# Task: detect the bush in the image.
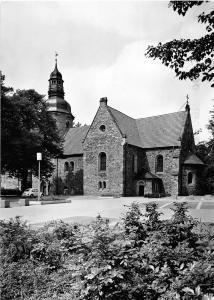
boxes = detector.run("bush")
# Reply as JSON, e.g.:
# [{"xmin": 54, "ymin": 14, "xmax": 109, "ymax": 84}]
[
  {"xmin": 1, "ymin": 188, "xmax": 22, "ymax": 196},
  {"xmin": 1, "ymin": 204, "xmax": 214, "ymax": 299}
]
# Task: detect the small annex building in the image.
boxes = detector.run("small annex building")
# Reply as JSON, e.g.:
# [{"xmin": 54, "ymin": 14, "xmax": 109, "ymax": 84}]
[{"xmin": 46, "ymin": 61, "xmax": 204, "ymax": 197}]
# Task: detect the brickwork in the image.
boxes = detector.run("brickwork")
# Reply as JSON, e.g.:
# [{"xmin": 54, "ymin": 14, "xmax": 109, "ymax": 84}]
[
  {"xmin": 83, "ymin": 99, "xmax": 124, "ymax": 196},
  {"xmin": 145, "ymin": 148, "xmax": 180, "ymax": 195}
]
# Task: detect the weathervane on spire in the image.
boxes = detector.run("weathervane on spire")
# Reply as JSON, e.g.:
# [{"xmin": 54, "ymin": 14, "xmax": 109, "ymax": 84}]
[
  {"xmin": 55, "ymin": 51, "xmax": 58, "ymax": 64},
  {"xmin": 186, "ymin": 94, "xmax": 189, "ymax": 104},
  {"xmin": 185, "ymin": 94, "xmax": 190, "ymax": 112}
]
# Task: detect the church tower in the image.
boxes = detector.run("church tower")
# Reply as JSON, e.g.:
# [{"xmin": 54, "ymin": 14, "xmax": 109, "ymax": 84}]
[{"xmin": 47, "ymin": 55, "xmax": 74, "ymax": 136}]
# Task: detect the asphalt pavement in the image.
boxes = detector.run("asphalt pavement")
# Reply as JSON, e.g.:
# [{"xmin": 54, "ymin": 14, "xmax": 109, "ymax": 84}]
[{"xmin": 0, "ymin": 195, "xmax": 214, "ymax": 225}]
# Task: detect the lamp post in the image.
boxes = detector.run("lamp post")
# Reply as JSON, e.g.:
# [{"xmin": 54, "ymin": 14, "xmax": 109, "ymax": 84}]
[{"xmin": 37, "ymin": 153, "xmax": 42, "ymax": 201}]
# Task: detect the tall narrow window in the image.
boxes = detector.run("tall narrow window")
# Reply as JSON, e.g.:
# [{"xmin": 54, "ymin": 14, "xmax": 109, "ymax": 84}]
[
  {"xmin": 134, "ymin": 155, "xmax": 137, "ymax": 173},
  {"xmin": 98, "ymin": 181, "xmax": 102, "ymax": 189},
  {"xmin": 99, "ymin": 152, "xmax": 106, "ymax": 171},
  {"xmin": 64, "ymin": 162, "xmax": 69, "ymax": 172},
  {"xmin": 103, "ymin": 181, "xmax": 106, "ymax": 189},
  {"xmin": 188, "ymin": 172, "xmax": 193, "ymax": 184},
  {"xmin": 70, "ymin": 161, "xmax": 74, "ymax": 172},
  {"xmin": 132, "ymin": 154, "xmax": 138, "ymax": 173},
  {"xmin": 156, "ymin": 155, "xmax": 163, "ymax": 173}
]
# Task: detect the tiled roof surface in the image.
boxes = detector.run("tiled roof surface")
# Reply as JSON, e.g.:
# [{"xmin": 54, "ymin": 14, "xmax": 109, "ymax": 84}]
[
  {"xmin": 108, "ymin": 106, "xmax": 142, "ymax": 147},
  {"xmin": 184, "ymin": 153, "xmax": 204, "ymax": 165},
  {"xmin": 63, "ymin": 126, "xmax": 89, "ymax": 155},
  {"xmin": 136, "ymin": 111, "xmax": 187, "ymax": 148},
  {"xmin": 109, "ymin": 107, "xmax": 187, "ymax": 148}
]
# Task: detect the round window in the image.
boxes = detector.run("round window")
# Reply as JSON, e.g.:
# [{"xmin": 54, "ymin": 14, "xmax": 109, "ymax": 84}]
[{"xmin": 99, "ymin": 125, "xmax": 106, "ymax": 132}]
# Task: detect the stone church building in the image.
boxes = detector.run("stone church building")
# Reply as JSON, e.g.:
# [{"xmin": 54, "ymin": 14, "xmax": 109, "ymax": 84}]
[{"xmin": 46, "ymin": 61, "xmax": 204, "ymax": 197}]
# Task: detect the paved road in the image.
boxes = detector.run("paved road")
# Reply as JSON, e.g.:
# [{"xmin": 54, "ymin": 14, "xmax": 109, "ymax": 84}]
[{"xmin": 0, "ymin": 195, "xmax": 214, "ymax": 225}]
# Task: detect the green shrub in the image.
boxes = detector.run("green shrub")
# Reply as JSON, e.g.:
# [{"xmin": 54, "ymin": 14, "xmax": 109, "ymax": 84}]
[
  {"xmin": 1, "ymin": 203, "xmax": 214, "ymax": 299},
  {"xmin": 0, "ymin": 216, "xmax": 34, "ymax": 263}
]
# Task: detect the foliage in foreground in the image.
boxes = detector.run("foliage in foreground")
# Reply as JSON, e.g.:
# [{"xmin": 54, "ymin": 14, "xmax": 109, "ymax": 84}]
[{"xmin": 1, "ymin": 203, "xmax": 214, "ymax": 299}]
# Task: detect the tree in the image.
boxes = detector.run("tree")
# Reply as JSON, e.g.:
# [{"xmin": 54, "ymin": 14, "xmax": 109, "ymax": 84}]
[
  {"xmin": 146, "ymin": 1, "xmax": 214, "ymax": 87},
  {"xmin": 1, "ymin": 78, "xmax": 63, "ymax": 190},
  {"xmin": 73, "ymin": 121, "xmax": 82, "ymax": 127},
  {"xmin": 73, "ymin": 121, "xmax": 88, "ymax": 127}
]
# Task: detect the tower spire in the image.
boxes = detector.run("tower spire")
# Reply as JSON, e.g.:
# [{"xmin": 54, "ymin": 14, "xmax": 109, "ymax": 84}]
[
  {"xmin": 48, "ymin": 53, "xmax": 64, "ymax": 99},
  {"xmin": 185, "ymin": 94, "xmax": 190, "ymax": 112},
  {"xmin": 47, "ymin": 56, "xmax": 75, "ymax": 135}
]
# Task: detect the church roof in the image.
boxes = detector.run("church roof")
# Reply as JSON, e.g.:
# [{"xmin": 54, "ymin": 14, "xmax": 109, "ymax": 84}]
[
  {"xmin": 183, "ymin": 153, "xmax": 204, "ymax": 165},
  {"xmin": 63, "ymin": 126, "xmax": 89, "ymax": 155},
  {"xmin": 136, "ymin": 111, "xmax": 187, "ymax": 148},
  {"xmin": 47, "ymin": 97, "xmax": 71, "ymax": 114},
  {"xmin": 135, "ymin": 169, "xmax": 161, "ymax": 180},
  {"xmin": 108, "ymin": 107, "xmax": 142, "ymax": 147},
  {"xmin": 109, "ymin": 107, "xmax": 187, "ymax": 148},
  {"xmin": 144, "ymin": 171, "xmax": 161, "ymax": 180},
  {"xmin": 63, "ymin": 106, "xmax": 188, "ymax": 155},
  {"xmin": 50, "ymin": 62, "xmax": 62, "ymax": 79}
]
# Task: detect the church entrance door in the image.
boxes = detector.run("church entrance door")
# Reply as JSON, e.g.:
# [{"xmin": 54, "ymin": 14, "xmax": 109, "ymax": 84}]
[{"xmin": 139, "ymin": 185, "xmax": 144, "ymax": 196}]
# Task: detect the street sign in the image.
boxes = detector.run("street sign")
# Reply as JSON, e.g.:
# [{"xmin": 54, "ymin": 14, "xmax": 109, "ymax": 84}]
[{"xmin": 37, "ymin": 153, "xmax": 42, "ymax": 161}]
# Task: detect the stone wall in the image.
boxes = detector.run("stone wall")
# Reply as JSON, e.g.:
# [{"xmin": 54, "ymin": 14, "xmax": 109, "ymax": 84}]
[
  {"xmin": 145, "ymin": 148, "xmax": 180, "ymax": 195},
  {"xmin": 181, "ymin": 165, "xmax": 202, "ymax": 195},
  {"xmin": 144, "ymin": 181, "xmax": 152, "ymax": 195},
  {"xmin": 83, "ymin": 99, "xmax": 124, "ymax": 196},
  {"xmin": 51, "ymin": 155, "xmax": 83, "ymax": 195}
]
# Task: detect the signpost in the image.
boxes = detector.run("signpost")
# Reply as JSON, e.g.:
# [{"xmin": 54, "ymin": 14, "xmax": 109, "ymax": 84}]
[{"xmin": 37, "ymin": 153, "xmax": 42, "ymax": 201}]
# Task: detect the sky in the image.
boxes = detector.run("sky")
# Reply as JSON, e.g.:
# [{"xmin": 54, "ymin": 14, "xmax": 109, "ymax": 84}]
[{"xmin": 1, "ymin": 0, "xmax": 213, "ymax": 143}]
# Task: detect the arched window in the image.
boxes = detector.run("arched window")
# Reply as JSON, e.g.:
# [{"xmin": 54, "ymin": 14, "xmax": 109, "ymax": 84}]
[
  {"xmin": 99, "ymin": 152, "xmax": 106, "ymax": 171},
  {"xmin": 64, "ymin": 162, "xmax": 69, "ymax": 172},
  {"xmin": 66, "ymin": 121, "xmax": 70, "ymax": 128},
  {"xmin": 103, "ymin": 181, "xmax": 106, "ymax": 189},
  {"xmin": 70, "ymin": 161, "xmax": 74, "ymax": 172},
  {"xmin": 156, "ymin": 155, "xmax": 163, "ymax": 173},
  {"xmin": 98, "ymin": 181, "xmax": 102, "ymax": 189},
  {"xmin": 188, "ymin": 172, "xmax": 193, "ymax": 184}
]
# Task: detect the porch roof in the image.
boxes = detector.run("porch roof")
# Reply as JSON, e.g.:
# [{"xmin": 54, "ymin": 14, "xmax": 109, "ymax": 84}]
[
  {"xmin": 135, "ymin": 170, "xmax": 161, "ymax": 180},
  {"xmin": 183, "ymin": 153, "xmax": 204, "ymax": 165}
]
